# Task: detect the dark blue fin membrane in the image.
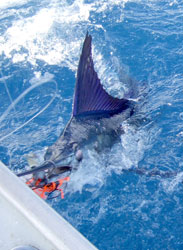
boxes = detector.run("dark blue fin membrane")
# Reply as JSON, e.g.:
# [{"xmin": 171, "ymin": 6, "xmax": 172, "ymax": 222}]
[{"xmin": 73, "ymin": 33, "xmax": 130, "ymax": 117}]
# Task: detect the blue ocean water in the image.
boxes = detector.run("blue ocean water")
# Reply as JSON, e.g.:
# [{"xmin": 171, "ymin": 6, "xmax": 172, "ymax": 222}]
[{"xmin": 0, "ymin": 0, "xmax": 183, "ymax": 249}]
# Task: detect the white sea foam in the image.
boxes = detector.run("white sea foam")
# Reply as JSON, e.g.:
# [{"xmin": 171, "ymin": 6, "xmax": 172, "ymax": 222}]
[
  {"xmin": 66, "ymin": 149, "xmax": 106, "ymax": 194},
  {"xmin": 0, "ymin": 0, "xmax": 30, "ymax": 9},
  {"xmin": 0, "ymin": 0, "xmax": 131, "ymax": 70},
  {"xmin": 162, "ymin": 172, "xmax": 183, "ymax": 193}
]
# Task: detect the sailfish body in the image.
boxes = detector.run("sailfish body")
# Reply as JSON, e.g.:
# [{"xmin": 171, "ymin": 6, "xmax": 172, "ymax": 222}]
[
  {"xmin": 18, "ymin": 33, "xmax": 135, "ymax": 178},
  {"xmin": 44, "ymin": 33, "xmax": 134, "ymax": 168}
]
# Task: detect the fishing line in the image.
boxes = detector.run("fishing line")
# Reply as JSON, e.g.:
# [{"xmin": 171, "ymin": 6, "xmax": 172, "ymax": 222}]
[
  {"xmin": 0, "ymin": 69, "xmax": 18, "ymax": 120},
  {"xmin": 0, "ymin": 79, "xmax": 58, "ymax": 142}
]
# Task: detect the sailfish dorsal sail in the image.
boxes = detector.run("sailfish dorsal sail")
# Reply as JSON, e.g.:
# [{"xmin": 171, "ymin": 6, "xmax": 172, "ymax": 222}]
[{"xmin": 73, "ymin": 33, "xmax": 130, "ymax": 117}]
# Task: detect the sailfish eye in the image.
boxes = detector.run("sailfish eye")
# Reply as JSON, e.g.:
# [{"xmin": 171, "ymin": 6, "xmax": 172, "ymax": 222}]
[{"xmin": 75, "ymin": 150, "xmax": 83, "ymax": 162}]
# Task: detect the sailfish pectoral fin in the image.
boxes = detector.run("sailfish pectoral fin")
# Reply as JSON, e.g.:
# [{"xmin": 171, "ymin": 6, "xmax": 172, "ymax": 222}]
[{"xmin": 73, "ymin": 32, "xmax": 131, "ymax": 118}]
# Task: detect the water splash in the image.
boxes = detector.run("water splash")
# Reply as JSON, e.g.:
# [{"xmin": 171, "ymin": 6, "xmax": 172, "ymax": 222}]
[{"xmin": 0, "ymin": 0, "xmax": 132, "ymax": 69}]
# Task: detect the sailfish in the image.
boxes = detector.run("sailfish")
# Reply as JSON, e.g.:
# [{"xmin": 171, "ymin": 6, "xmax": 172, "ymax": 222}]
[{"xmin": 18, "ymin": 33, "xmax": 135, "ymax": 179}]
